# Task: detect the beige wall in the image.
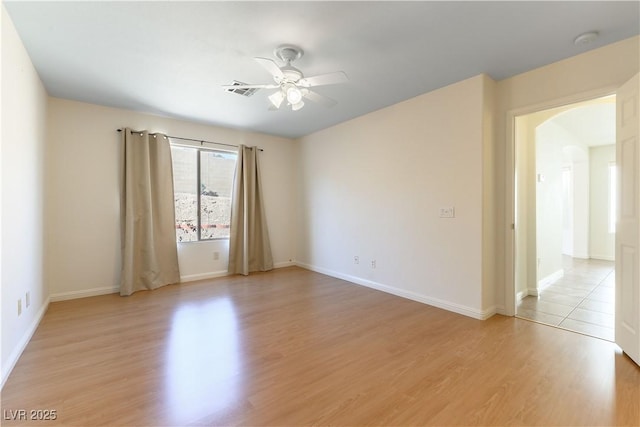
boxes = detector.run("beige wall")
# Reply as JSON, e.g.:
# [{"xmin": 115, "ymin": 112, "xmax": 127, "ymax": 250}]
[
  {"xmin": 296, "ymin": 74, "xmax": 495, "ymax": 319},
  {"xmin": 482, "ymin": 75, "xmax": 498, "ymax": 310},
  {"xmin": 45, "ymin": 98, "xmax": 297, "ymax": 299},
  {"xmin": 1, "ymin": 6, "xmax": 49, "ymax": 387},
  {"xmin": 296, "ymin": 35, "xmax": 640, "ymax": 318}
]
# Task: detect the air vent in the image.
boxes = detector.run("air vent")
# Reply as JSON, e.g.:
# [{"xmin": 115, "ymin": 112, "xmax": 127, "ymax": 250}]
[{"xmin": 224, "ymin": 81, "xmax": 259, "ymax": 97}]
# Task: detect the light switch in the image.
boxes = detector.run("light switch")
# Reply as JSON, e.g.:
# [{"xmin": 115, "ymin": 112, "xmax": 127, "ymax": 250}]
[{"xmin": 439, "ymin": 207, "xmax": 455, "ymax": 218}]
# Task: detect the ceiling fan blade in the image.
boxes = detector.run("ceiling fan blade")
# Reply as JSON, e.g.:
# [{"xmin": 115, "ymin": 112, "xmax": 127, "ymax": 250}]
[
  {"xmin": 302, "ymin": 89, "xmax": 337, "ymax": 108},
  {"xmin": 222, "ymin": 84, "xmax": 279, "ymax": 90},
  {"xmin": 298, "ymin": 71, "xmax": 348, "ymax": 88},
  {"xmin": 291, "ymin": 100, "xmax": 305, "ymax": 111},
  {"xmin": 268, "ymin": 91, "xmax": 285, "ymax": 110},
  {"xmin": 254, "ymin": 57, "xmax": 284, "ymax": 79}
]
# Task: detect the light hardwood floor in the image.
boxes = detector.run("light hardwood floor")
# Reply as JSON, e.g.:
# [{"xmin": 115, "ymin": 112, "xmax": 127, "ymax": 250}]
[{"xmin": 2, "ymin": 267, "xmax": 639, "ymax": 426}]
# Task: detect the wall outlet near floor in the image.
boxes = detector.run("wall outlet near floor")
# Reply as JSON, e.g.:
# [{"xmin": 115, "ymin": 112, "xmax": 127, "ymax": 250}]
[
  {"xmin": 17, "ymin": 299, "xmax": 22, "ymax": 316},
  {"xmin": 354, "ymin": 256, "xmax": 359, "ymax": 264},
  {"xmin": 213, "ymin": 251, "xmax": 220, "ymax": 261},
  {"xmin": 371, "ymin": 260, "xmax": 377, "ymax": 269},
  {"xmin": 439, "ymin": 207, "xmax": 455, "ymax": 218},
  {"xmin": 25, "ymin": 291, "xmax": 31, "ymax": 308}
]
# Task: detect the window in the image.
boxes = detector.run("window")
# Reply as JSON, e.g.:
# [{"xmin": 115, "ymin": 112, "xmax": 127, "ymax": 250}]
[
  {"xmin": 171, "ymin": 145, "xmax": 237, "ymax": 242},
  {"xmin": 609, "ymin": 162, "xmax": 616, "ymax": 234}
]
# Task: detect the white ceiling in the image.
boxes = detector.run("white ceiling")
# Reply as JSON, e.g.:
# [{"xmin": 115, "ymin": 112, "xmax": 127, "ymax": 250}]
[
  {"xmin": 551, "ymin": 101, "xmax": 617, "ymax": 147},
  {"xmin": 4, "ymin": 1, "xmax": 639, "ymax": 139}
]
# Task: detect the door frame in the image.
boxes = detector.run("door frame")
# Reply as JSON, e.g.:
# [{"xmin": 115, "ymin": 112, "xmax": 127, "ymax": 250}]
[{"xmin": 504, "ymin": 85, "xmax": 618, "ymax": 316}]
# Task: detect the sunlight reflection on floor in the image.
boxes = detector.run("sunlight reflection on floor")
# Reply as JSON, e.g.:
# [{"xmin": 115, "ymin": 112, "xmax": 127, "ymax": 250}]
[{"xmin": 164, "ymin": 297, "xmax": 243, "ymax": 424}]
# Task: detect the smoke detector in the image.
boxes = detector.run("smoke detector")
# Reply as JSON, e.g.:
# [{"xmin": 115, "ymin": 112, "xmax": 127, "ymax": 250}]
[{"xmin": 574, "ymin": 31, "xmax": 599, "ymax": 45}]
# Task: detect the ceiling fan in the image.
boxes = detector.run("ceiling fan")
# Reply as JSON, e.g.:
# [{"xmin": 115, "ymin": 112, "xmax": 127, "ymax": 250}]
[{"xmin": 223, "ymin": 45, "xmax": 348, "ymax": 111}]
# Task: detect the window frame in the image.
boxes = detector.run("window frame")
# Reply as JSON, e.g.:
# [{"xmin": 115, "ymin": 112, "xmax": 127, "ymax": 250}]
[{"xmin": 170, "ymin": 142, "xmax": 237, "ymax": 242}]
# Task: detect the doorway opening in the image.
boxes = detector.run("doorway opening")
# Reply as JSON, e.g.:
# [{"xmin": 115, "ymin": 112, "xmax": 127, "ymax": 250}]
[{"xmin": 514, "ymin": 95, "xmax": 616, "ymax": 341}]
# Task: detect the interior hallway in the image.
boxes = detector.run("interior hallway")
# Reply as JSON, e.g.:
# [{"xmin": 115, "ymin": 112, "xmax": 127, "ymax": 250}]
[{"xmin": 517, "ymin": 257, "xmax": 615, "ymax": 341}]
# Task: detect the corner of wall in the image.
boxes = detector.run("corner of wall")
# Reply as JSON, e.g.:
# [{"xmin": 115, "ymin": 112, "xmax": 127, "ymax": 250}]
[
  {"xmin": 1, "ymin": 4, "xmax": 50, "ymax": 388},
  {"xmin": 481, "ymin": 74, "xmax": 500, "ymax": 314}
]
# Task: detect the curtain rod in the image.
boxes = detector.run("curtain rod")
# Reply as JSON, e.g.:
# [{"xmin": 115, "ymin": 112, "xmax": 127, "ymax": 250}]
[{"xmin": 116, "ymin": 129, "xmax": 263, "ymax": 151}]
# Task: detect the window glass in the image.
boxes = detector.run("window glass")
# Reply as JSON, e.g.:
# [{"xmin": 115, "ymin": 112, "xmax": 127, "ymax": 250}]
[
  {"xmin": 200, "ymin": 150, "xmax": 236, "ymax": 239},
  {"xmin": 171, "ymin": 145, "xmax": 237, "ymax": 242},
  {"xmin": 172, "ymin": 146, "xmax": 198, "ymax": 242}
]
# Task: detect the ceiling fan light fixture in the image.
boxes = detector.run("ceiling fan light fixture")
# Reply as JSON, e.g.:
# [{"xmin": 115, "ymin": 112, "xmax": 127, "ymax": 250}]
[
  {"xmin": 228, "ymin": 44, "xmax": 347, "ymax": 112},
  {"xmin": 268, "ymin": 91, "xmax": 284, "ymax": 109},
  {"xmin": 285, "ymin": 85, "xmax": 303, "ymax": 105}
]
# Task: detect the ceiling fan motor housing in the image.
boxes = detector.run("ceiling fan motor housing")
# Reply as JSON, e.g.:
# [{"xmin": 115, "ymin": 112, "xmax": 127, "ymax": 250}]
[
  {"xmin": 281, "ymin": 66, "xmax": 303, "ymax": 83},
  {"xmin": 271, "ymin": 45, "xmax": 304, "ymax": 85},
  {"xmin": 275, "ymin": 45, "xmax": 304, "ymax": 64}
]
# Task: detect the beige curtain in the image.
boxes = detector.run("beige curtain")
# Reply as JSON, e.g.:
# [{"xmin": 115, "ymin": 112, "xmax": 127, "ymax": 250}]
[
  {"xmin": 228, "ymin": 145, "xmax": 274, "ymax": 275},
  {"xmin": 120, "ymin": 128, "xmax": 180, "ymax": 296}
]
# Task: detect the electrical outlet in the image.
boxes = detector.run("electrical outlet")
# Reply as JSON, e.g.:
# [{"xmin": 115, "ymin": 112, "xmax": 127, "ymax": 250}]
[
  {"xmin": 354, "ymin": 256, "xmax": 359, "ymax": 264},
  {"xmin": 18, "ymin": 299, "xmax": 22, "ymax": 316},
  {"xmin": 26, "ymin": 291, "xmax": 30, "ymax": 308},
  {"xmin": 371, "ymin": 260, "xmax": 376, "ymax": 269},
  {"xmin": 213, "ymin": 251, "xmax": 220, "ymax": 261}
]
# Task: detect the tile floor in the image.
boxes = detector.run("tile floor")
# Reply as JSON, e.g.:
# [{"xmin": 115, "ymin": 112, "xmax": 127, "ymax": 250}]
[{"xmin": 517, "ymin": 256, "xmax": 615, "ymax": 341}]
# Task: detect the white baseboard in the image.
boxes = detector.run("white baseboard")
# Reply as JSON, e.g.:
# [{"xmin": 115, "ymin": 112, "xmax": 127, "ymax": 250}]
[
  {"xmin": 50, "ymin": 286, "xmax": 119, "ymax": 302},
  {"xmin": 295, "ymin": 262, "xmax": 494, "ymax": 320},
  {"xmin": 571, "ymin": 253, "xmax": 590, "ymax": 260},
  {"xmin": 274, "ymin": 261, "xmax": 296, "ymax": 268},
  {"xmin": 494, "ymin": 305, "xmax": 508, "ymax": 316},
  {"xmin": 180, "ymin": 270, "xmax": 230, "ymax": 283},
  {"xmin": 590, "ymin": 255, "xmax": 615, "ymax": 261},
  {"xmin": 516, "ymin": 290, "xmax": 528, "ymax": 301},
  {"xmin": 51, "ymin": 261, "xmax": 297, "ymax": 299},
  {"xmin": 537, "ymin": 269, "xmax": 564, "ymax": 294},
  {"xmin": 1, "ymin": 297, "xmax": 50, "ymax": 390},
  {"xmin": 180, "ymin": 262, "xmax": 296, "ymax": 283}
]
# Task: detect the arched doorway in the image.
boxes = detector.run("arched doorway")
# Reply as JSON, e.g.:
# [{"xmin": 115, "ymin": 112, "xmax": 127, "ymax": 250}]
[{"xmin": 514, "ymin": 96, "xmax": 616, "ymax": 341}]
